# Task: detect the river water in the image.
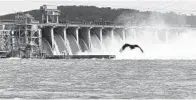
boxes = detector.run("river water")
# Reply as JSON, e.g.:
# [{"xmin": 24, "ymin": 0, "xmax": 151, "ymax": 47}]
[{"xmin": 0, "ymin": 59, "xmax": 196, "ymax": 99}]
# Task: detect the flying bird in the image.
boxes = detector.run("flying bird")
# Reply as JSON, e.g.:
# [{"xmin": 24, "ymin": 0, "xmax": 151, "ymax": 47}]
[{"xmin": 119, "ymin": 43, "xmax": 144, "ymax": 53}]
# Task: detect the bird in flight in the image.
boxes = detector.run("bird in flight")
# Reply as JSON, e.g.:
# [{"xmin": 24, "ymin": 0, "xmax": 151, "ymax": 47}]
[{"xmin": 119, "ymin": 43, "xmax": 144, "ymax": 53}]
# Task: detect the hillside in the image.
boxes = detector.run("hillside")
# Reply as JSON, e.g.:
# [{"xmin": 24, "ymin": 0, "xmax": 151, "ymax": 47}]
[{"xmin": 0, "ymin": 5, "xmax": 196, "ymax": 26}]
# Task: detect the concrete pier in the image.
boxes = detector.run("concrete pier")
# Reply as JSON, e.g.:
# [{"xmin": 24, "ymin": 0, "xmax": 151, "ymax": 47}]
[{"xmin": 50, "ymin": 27, "xmax": 55, "ymax": 52}]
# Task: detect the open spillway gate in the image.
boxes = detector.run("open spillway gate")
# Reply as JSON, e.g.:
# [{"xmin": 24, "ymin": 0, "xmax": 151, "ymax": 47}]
[
  {"xmin": 0, "ymin": 5, "xmax": 196, "ymax": 58},
  {"xmin": 41, "ymin": 24, "xmax": 126, "ymax": 55}
]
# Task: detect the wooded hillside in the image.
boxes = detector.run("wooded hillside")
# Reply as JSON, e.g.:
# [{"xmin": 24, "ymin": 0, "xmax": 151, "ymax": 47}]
[{"xmin": 0, "ymin": 5, "xmax": 196, "ymax": 26}]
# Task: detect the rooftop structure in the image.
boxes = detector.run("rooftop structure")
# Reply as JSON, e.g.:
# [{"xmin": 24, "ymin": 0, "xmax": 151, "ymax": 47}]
[{"xmin": 40, "ymin": 5, "xmax": 60, "ymax": 23}]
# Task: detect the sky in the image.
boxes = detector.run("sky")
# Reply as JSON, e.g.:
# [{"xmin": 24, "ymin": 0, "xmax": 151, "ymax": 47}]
[{"xmin": 0, "ymin": 0, "xmax": 196, "ymax": 15}]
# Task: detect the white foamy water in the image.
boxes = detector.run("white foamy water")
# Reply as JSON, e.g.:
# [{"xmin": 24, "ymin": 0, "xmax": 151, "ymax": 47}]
[{"xmin": 77, "ymin": 26, "xmax": 196, "ymax": 60}]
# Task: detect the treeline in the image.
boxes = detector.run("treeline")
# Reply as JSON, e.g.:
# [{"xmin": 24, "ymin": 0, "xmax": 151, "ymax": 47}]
[{"xmin": 1, "ymin": 5, "xmax": 196, "ymax": 26}]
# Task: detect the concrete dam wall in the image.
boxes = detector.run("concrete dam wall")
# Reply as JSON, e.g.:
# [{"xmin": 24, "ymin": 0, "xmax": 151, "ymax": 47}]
[{"xmin": 41, "ymin": 26, "xmax": 126, "ymax": 55}]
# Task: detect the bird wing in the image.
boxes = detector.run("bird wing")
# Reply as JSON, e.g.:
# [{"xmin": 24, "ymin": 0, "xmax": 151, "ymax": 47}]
[
  {"xmin": 135, "ymin": 45, "xmax": 144, "ymax": 53},
  {"xmin": 119, "ymin": 44, "xmax": 130, "ymax": 52}
]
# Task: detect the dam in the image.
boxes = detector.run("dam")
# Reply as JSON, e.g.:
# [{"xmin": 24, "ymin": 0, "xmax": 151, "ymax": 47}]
[{"xmin": 0, "ymin": 5, "xmax": 195, "ymax": 58}]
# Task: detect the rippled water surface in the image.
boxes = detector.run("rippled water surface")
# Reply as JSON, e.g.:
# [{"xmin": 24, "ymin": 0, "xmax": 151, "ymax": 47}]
[{"xmin": 0, "ymin": 59, "xmax": 196, "ymax": 99}]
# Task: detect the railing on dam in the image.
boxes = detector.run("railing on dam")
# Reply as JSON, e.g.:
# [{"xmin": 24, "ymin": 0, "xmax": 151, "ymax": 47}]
[
  {"xmin": 38, "ymin": 21, "xmax": 125, "ymax": 28},
  {"xmin": 39, "ymin": 21, "xmax": 196, "ymax": 29},
  {"xmin": 1, "ymin": 19, "xmax": 196, "ymax": 29},
  {"xmin": 59, "ymin": 21, "xmax": 124, "ymax": 26}
]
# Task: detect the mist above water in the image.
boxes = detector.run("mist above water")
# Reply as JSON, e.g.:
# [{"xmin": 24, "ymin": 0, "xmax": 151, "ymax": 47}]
[
  {"xmin": 78, "ymin": 25, "xmax": 196, "ymax": 60},
  {"xmin": 86, "ymin": 28, "xmax": 196, "ymax": 59},
  {"xmin": 117, "ymin": 28, "xmax": 196, "ymax": 59}
]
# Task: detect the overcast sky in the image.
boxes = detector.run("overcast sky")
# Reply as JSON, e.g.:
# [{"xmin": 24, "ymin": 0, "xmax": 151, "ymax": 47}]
[{"xmin": 0, "ymin": 0, "xmax": 196, "ymax": 15}]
